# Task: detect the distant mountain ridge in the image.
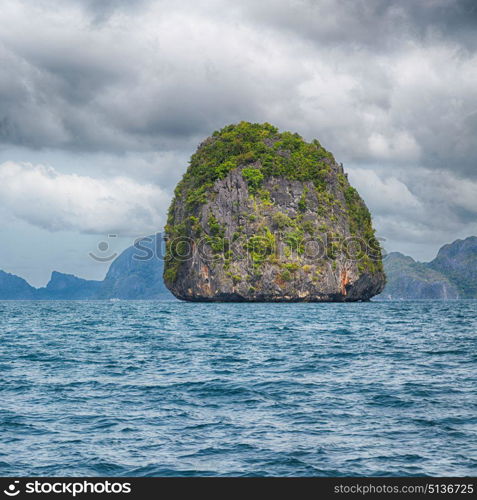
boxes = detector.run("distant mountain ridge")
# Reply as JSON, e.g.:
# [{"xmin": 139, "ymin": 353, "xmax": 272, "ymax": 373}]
[
  {"xmin": 0, "ymin": 270, "xmax": 37, "ymax": 299},
  {"xmin": 428, "ymin": 236, "xmax": 477, "ymax": 298},
  {"xmin": 0, "ymin": 234, "xmax": 174, "ymax": 300},
  {"xmin": 377, "ymin": 252, "xmax": 459, "ymax": 300},
  {"xmin": 378, "ymin": 236, "xmax": 477, "ymax": 300},
  {"xmin": 36, "ymin": 271, "xmax": 103, "ymax": 300},
  {"xmin": 98, "ymin": 236, "xmax": 170, "ymax": 299}
]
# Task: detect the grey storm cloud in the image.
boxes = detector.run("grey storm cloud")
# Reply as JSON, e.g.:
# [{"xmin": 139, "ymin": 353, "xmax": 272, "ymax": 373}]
[
  {"xmin": 0, "ymin": 0, "xmax": 476, "ymax": 258},
  {"xmin": 241, "ymin": 0, "xmax": 477, "ymax": 51},
  {"xmin": 0, "ymin": 0, "xmax": 475, "ymax": 170}
]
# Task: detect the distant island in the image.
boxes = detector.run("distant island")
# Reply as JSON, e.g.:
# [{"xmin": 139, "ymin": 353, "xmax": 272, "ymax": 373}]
[
  {"xmin": 376, "ymin": 236, "xmax": 477, "ymax": 300},
  {"xmin": 0, "ymin": 234, "xmax": 173, "ymax": 300},
  {"xmin": 164, "ymin": 122, "xmax": 385, "ymax": 302}
]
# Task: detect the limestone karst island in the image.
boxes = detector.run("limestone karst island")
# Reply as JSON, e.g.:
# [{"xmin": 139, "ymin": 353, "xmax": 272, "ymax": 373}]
[{"xmin": 164, "ymin": 122, "xmax": 385, "ymax": 302}]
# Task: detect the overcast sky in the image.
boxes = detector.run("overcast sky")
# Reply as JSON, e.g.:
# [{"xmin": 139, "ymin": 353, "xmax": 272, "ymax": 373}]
[{"xmin": 1, "ymin": 0, "xmax": 476, "ymax": 286}]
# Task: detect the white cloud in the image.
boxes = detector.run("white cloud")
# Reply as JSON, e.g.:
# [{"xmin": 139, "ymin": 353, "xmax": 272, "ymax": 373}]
[
  {"xmin": 0, "ymin": 161, "xmax": 169, "ymax": 236},
  {"xmin": 367, "ymin": 131, "xmax": 420, "ymax": 162},
  {"xmin": 347, "ymin": 168, "xmax": 422, "ymax": 214}
]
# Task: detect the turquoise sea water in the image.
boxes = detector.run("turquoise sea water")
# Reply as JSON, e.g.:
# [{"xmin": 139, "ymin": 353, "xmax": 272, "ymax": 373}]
[{"xmin": 0, "ymin": 300, "xmax": 476, "ymax": 477}]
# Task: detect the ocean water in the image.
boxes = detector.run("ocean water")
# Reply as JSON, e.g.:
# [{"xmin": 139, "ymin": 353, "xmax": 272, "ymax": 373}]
[{"xmin": 0, "ymin": 300, "xmax": 475, "ymax": 477}]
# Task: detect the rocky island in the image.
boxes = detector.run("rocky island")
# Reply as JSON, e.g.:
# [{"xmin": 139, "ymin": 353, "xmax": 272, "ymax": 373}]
[
  {"xmin": 164, "ymin": 122, "xmax": 385, "ymax": 301},
  {"xmin": 377, "ymin": 236, "xmax": 477, "ymax": 300}
]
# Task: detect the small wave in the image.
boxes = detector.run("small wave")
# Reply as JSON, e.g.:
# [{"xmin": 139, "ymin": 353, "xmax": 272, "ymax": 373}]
[{"xmin": 369, "ymin": 394, "xmax": 414, "ymax": 408}]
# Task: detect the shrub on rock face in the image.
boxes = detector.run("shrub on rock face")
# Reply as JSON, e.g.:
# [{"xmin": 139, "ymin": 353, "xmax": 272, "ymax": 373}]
[{"xmin": 164, "ymin": 121, "xmax": 385, "ymax": 302}]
